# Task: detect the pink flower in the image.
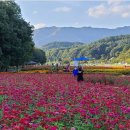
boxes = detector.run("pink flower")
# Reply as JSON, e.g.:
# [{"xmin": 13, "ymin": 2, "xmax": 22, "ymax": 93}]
[
  {"xmin": 118, "ymin": 124, "xmax": 125, "ymax": 129},
  {"xmin": 71, "ymin": 127, "xmax": 76, "ymax": 130},
  {"xmin": 50, "ymin": 126, "xmax": 58, "ymax": 130}
]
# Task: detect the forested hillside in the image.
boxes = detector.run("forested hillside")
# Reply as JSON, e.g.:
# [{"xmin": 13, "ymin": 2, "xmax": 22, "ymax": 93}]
[
  {"xmin": 45, "ymin": 35, "xmax": 130, "ymax": 63},
  {"xmin": 43, "ymin": 41, "xmax": 84, "ymax": 50}
]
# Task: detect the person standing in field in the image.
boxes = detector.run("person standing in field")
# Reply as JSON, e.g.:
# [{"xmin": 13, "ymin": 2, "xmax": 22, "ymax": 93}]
[
  {"xmin": 51, "ymin": 63, "xmax": 55, "ymax": 72},
  {"xmin": 77, "ymin": 66, "xmax": 84, "ymax": 82},
  {"xmin": 73, "ymin": 67, "xmax": 78, "ymax": 77},
  {"xmin": 55, "ymin": 63, "xmax": 59, "ymax": 72},
  {"xmin": 66, "ymin": 63, "xmax": 70, "ymax": 72}
]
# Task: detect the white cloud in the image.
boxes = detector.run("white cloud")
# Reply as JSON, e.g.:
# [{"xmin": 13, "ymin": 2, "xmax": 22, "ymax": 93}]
[
  {"xmin": 107, "ymin": 0, "xmax": 123, "ymax": 5},
  {"xmin": 87, "ymin": 1, "xmax": 130, "ymax": 18},
  {"xmin": 88, "ymin": 4, "xmax": 108, "ymax": 18},
  {"xmin": 122, "ymin": 12, "xmax": 129, "ymax": 18},
  {"xmin": 110, "ymin": 5, "xmax": 122, "ymax": 13},
  {"xmin": 54, "ymin": 6, "xmax": 72, "ymax": 12},
  {"xmin": 110, "ymin": 5, "xmax": 130, "ymax": 18},
  {"xmin": 34, "ymin": 23, "xmax": 46, "ymax": 29}
]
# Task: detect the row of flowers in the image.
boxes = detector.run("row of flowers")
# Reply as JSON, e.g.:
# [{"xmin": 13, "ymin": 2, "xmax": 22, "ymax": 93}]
[
  {"xmin": 21, "ymin": 68, "xmax": 130, "ymax": 75},
  {"xmin": 22, "ymin": 65, "xmax": 130, "ymax": 70},
  {"xmin": 0, "ymin": 73, "xmax": 130, "ymax": 129}
]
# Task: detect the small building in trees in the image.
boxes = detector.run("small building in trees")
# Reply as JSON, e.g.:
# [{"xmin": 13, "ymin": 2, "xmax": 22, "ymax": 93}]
[{"xmin": 25, "ymin": 61, "xmax": 37, "ymax": 65}]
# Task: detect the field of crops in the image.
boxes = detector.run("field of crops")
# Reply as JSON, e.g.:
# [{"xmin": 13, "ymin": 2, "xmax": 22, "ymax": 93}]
[
  {"xmin": 20, "ymin": 65, "xmax": 130, "ymax": 75},
  {"xmin": 0, "ymin": 73, "xmax": 130, "ymax": 130}
]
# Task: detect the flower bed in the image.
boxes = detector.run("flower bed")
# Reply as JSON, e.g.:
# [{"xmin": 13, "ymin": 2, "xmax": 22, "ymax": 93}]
[
  {"xmin": 20, "ymin": 65, "xmax": 130, "ymax": 75},
  {"xmin": 0, "ymin": 73, "xmax": 130, "ymax": 129}
]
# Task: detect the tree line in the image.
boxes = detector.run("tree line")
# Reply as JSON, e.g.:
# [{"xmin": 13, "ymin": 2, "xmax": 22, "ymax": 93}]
[{"xmin": 45, "ymin": 35, "xmax": 130, "ymax": 63}]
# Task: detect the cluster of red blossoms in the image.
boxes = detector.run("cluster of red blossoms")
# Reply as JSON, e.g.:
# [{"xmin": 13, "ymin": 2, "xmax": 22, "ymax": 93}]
[{"xmin": 0, "ymin": 73, "xmax": 130, "ymax": 130}]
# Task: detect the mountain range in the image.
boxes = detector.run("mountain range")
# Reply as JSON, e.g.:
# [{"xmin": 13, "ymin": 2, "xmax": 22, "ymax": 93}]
[{"xmin": 33, "ymin": 26, "xmax": 130, "ymax": 47}]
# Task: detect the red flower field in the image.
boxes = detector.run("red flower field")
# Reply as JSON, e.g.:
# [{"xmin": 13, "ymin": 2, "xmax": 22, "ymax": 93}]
[{"xmin": 0, "ymin": 73, "xmax": 130, "ymax": 130}]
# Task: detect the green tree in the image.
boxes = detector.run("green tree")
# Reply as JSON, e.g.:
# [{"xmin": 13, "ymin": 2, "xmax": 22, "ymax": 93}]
[
  {"xmin": 31, "ymin": 48, "xmax": 46, "ymax": 64},
  {"xmin": 0, "ymin": 1, "xmax": 34, "ymax": 71}
]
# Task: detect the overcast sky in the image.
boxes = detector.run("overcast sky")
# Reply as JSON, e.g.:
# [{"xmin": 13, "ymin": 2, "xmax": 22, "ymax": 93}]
[{"xmin": 15, "ymin": 0, "xmax": 130, "ymax": 29}]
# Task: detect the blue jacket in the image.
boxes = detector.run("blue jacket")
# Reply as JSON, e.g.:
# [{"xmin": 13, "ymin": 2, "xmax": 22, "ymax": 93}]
[{"xmin": 73, "ymin": 69, "xmax": 78, "ymax": 76}]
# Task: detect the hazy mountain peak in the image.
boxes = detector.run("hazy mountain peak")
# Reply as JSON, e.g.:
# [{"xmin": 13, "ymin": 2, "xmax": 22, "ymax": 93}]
[{"xmin": 33, "ymin": 26, "xmax": 130, "ymax": 47}]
